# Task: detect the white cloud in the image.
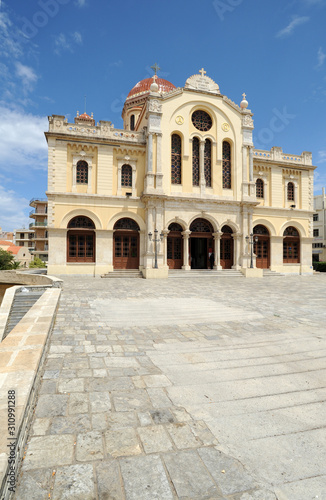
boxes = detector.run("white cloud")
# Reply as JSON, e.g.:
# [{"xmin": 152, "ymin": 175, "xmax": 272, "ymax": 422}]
[
  {"xmin": 0, "ymin": 106, "xmax": 48, "ymax": 173},
  {"xmin": 276, "ymin": 16, "xmax": 309, "ymax": 38},
  {"xmin": 54, "ymin": 32, "xmax": 83, "ymax": 55},
  {"xmin": 317, "ymin": 151, "xmax": 326, "ymax": 163},
  {"xmin": 0, "ymin": 185, "xmax": 30, "ymax": 232},
  {"xmin": 75, "ymin": 0, "xmax": 87, "ymax": 6},
  {"xmin": 73, "ymin": 31, "xmax": 83, "ymax": 44},
  {"xmin": 316, "ymin": 47, "xmax": 326, "ymax": 68},
  {"xmin": 0, "ymin": 11, "xmax": 22, "ymax": 59},
  {"xmin": 15, "ymin": 62, "xmax": 38, "ymax": 93}
]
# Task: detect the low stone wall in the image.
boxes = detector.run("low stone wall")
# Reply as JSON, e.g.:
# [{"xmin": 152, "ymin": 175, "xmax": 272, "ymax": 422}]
[
  {"xmin": 0, "ymin": 271, "xmax": 62, "ymax": 287},
  {"xmin": 0, "ymin": 288, "xmax": 61, "ymax": 499}
]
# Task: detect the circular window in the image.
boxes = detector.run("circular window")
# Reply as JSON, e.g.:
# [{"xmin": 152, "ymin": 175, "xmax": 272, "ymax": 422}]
[{"xmin": 192, "ymin": 110, "xmax": 212, "ymax": 131}]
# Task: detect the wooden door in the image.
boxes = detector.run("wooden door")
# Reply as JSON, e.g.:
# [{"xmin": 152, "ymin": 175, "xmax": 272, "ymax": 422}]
[
  {"xmin": 167, "ymin": 236, "xmax": 183, "ymax": 269},
  {"xmin": 254, "ymin": 238, "xmax": 270, "ymax": 268},
  {"xmin": 114, "ymin": 232, "xmax": 139, "ymax": 269},
  {"xmin": 220, "ymin": 235, "xmax": 233, "ymax": 269}
]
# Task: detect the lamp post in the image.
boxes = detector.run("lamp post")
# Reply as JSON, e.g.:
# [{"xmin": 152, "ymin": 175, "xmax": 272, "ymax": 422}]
[
  {"xmin": 245, "ymin": 233, "xmax": 259, "ymax": 269},
  {"xmin": 148, "ymin": 229, "xmax": 163, "ymax": 269}
]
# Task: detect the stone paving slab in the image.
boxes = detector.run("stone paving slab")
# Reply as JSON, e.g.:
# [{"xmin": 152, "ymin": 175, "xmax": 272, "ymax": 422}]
[{"xmin": 11, "ymin": 274, "xmax": 326, "ymax": 499}]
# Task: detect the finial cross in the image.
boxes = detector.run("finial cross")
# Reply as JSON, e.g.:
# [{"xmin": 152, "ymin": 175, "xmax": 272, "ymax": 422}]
[
  {"xmin": 199, "ymin": 68, "xmax": 206, "ymax": 77},
  {"xmin": 151, "ymin": 63, "xmax": 161, "ymax": 76},
  {"xmin": 242, "ymin": 92, "xmax": 247, "ymax": 100}
]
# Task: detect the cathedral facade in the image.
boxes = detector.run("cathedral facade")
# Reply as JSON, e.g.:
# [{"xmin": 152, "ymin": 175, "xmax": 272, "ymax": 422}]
[{"xmin": 46, "ymin": 69, "xmax": 315, "ymax": 277}]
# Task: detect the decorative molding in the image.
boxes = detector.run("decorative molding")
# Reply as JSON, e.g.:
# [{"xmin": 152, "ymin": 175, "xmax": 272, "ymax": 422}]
[
  {"xmin": 185, "ymin": 73, "xmax": 220, "ymax": 94},
  {"xmin": 242, "ymin": 115, "xmax": 254, "ymax": 129},
  {"xmin": 148, "ymin": 99, "xmax": 162, "ymax": 113},
  {"xmin": 222, "ymin": 96, "xmax": 241, "ymax": 112}
]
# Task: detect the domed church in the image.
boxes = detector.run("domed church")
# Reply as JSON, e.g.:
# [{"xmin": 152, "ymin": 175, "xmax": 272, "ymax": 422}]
[{"xmin": 46, "ymin": 67, "xmax": 315, "ymax": 277}]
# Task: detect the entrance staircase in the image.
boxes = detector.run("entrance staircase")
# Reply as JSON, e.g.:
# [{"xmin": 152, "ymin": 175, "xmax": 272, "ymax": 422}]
[
  {"xmin": 3, "ymin": 288, "xmax": 45, "ymax": 340},
  {"xmin": 101, "ymin": 270, "xmax": 143, "ymax": 279},
  {"xmin": 168, "ymin": 269, "xmax": 244, "ymax": 278}
]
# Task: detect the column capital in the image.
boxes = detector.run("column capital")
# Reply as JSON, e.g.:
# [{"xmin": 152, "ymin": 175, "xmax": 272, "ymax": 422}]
[
  {"xmin": 182, "ymin": 230, "xmax": 191, "ymax": 238},
  {"xmin": 212, "ymin": 231, "xmax": 221, "ymax": 240}
]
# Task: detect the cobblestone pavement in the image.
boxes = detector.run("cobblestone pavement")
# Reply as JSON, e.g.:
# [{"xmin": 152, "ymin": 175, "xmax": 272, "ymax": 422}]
[{"xmin": 14, "ymin": 274, "xmax": 326, "ymax": 500}]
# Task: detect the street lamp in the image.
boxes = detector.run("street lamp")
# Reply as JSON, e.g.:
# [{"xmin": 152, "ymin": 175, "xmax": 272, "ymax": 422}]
[
  {"xmin": 245, "ymin": 233, "xmax": 259, "ymax": 269},
  {"xmin": 148, "ymin": 229, "xmax": 164, "ymax": 269}
]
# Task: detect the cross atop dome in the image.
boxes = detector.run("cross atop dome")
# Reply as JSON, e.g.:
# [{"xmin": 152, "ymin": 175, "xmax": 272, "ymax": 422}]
[
  {"xmin": 199, "ymin": 68, "xmax": 207, "ymax": 77},
  {"xmin": 151, "ymin": 63, "xmax": 161, "ymax": 76}
]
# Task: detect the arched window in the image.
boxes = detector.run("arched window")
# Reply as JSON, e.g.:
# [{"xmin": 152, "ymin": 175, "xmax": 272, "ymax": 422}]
[
  {"xmin": 171, "ymin": 134, "xmax": 182, "ymax": 184},
  {"xmin": 204, "ymin": 139, "xmax": 212, "ymax": 187},
  {"xmin": 283, "ymin": 226, "xmax": 300, "ymax": 263},
  {"xmin": 130, "ymin": 114, "xmax": 135, "ymax": 131},
  {"xmin": 190, "ymin": 218, "xmax": 213, "ymax": 233},
  {"xmin": 121, "ymin": 164, "xmax": 132, "ymax": 187},
  {"xmin": 168, "ymin": 223, "xmax": 183, "ymax": 232},
  {"xmin": 287, "ymin": 182, "xmax": 294, "ymax": 201},
  {"xmin": 256, "ymin": 178, "xmax": 264, "ymax": 198},
  {"xmin": 222, "ymin": 142, "xmax": 231, "ymax": 189},
  {"xmin": 67, "ymin": 216, "xmax": 95, "ymax": 262},
  {"xmin": 68, "ymin": 216, "xmax": 95, "ymax": 229},
  {"xmin": 76, "ymin": 161, "xmax": 88, "ymax": 184},
  {"xmin": 114, "ymin": 218, "xmax": 140, "ymax": 231},
  {"xmin": 192, "ymin": 137, "xmax": 200, "ymax": 186}
]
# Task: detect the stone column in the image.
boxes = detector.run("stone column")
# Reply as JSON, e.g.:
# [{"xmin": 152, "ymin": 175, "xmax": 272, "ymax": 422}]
[
  {"xmin": 200, "ymin": 140, "xmax": 205, "ymax": 194},
  {"xmin": 156, "ymin": 133, "xmax": 163, "ymax": 190},
  {"xmin": 182, "ymin": 230, "xmax": 191, "ymax": 270},
  {"xmin": 145, "ymin": 133, "xmax": 154, "ymax": 190},
  {"xmin": 72, "ymin": 160, "xmax": 77, "ymax": 192},
  {"xmin": 132, "ymin": 165, "xmax": 136, "ymax": 197},
  {"xmin": 213, "ymin": 232, "xmax": 222, "ymax": 270},
  {"xmin": 162, "ymin": 229, "xmax": 169, "ymax": 268},
  {"xmin": 87, "ymin": 165, "xmax": 93, "ymax": 194},
  {"xmin": 232, "ymin": 233, "xmax": 241, "ymax": 270},
  {"xmin": 249, "ymin": 147, "xmax": 254, "ymax": 182},
  {"xmin": 117, "ymin": 165, "xmax": 122, "ymax": 195},
  {"xmin": 242, "ymin": 146, "xmax": 248, "ymax": 183}
]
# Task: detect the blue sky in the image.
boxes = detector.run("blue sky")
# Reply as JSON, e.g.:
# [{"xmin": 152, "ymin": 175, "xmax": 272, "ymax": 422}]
[{"xmin": 0, "ymin": 0, "xmax": 325, "ymax": 231}]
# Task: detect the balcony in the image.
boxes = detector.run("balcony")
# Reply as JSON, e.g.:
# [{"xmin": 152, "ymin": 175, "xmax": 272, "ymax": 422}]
[
  {"xmin": 29, "ymin": 221, "xmax": 47, "ymax": 228},
  {"xmin": 30, "ymin": 210, "xmax": 48, "ymax": 217}
]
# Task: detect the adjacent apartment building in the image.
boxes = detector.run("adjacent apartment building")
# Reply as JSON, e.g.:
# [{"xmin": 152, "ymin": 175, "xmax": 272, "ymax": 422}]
[
  {"xmin": 313, "ymin": 187, "xmax": 326, "ymax": 262},
  {"xmin": 29, "ymin": 198, "xmax": 48, "ymax": 262},
  {"xmin": 45, "ymin": 68, "xmax": 315, "ymax": 276}
]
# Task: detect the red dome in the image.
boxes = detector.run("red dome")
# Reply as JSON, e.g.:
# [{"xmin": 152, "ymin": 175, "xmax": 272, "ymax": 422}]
[{"xmin": 127, "ymin": 77, "xmax": 176, "ymax": 99}]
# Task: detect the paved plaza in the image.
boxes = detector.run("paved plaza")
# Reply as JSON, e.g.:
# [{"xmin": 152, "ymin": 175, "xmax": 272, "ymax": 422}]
[{"xmin": 14, "ymin": 274, "xmax": 326, "ymax": 500}]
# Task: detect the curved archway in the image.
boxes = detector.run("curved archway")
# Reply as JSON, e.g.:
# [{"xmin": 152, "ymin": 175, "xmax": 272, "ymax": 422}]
[
  {"xmin": 167, "ymin": 223, "xmax": 183, "ymax": 269},
  {"xmin": 220, "ymin": 225, "xmax": 234, "ymax": 269},
  {"xmin": 189, "ymin": 218, "xmax": 214, "ymax": 269},
  {"xmin": 67, "ymin": 216, "xmax": 95, "ymax": 263},
  {"xmin": 113, "ymin": 217, "xmax": 140, "ymax": 269},
  {"xmin": 253, "ymin": 224, "xmax": 270, "ymax": 269}
]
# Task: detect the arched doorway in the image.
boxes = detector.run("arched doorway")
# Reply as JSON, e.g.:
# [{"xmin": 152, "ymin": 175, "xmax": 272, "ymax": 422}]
[
  {"xmin": 189, "ymin": 218, "xmax": 213, "ymax": 269},
  {"xmin": 67, "ymin": 216, "xmax": 95, "ymax": 262},
  {"xmin": 254, "ymin": 225, "xmax": 270, "ymax": 269},
  {"xmin": 283, "ymin": 226, "xmax": 300, "ymax": 263},
  {"xmin": 167, "ymin": 223, "xmax": 183, "ymax": 269},
  {"xmin": 113, "ymin": 218, "xmax": 140, "ymax": 269},
  {"xmin": 220, "ymin": 225, "xmax": 234, "ymax": 269}
]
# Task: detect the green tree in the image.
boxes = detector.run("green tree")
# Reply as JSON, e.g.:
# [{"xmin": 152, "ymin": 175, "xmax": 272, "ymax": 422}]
[
  {"xmin": 0, "ymin": 248, "xmax": 20, "ymax": 270},
  {"xmin": 29, "ymin": 257, "xmax": 46, "ymax": 268}
]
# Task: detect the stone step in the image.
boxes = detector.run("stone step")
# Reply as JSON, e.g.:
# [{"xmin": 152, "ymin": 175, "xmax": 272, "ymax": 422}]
[
  {"xmin": 169, "ymin": 270, "xmax": 244, "ymax": 278},
  {"xmin": 263, "ymin": 270, "xmax": 285, "ymax": 277},
  {"xmin": 101, "ymin": 270, "xmax": 143, "ymax": 279},
  {"xmin": 3, "ymin": 291, "xmax": 44, "ymax": 339}
]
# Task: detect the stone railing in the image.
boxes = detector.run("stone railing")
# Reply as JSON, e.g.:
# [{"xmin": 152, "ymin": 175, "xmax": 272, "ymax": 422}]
[
  {"xmin": 48, "ymin": 115, "xmax": 146, "ymax": 144},
  {"xmin": 253, "ymin": 147, "xmax": 312, "ymax": 166}
]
